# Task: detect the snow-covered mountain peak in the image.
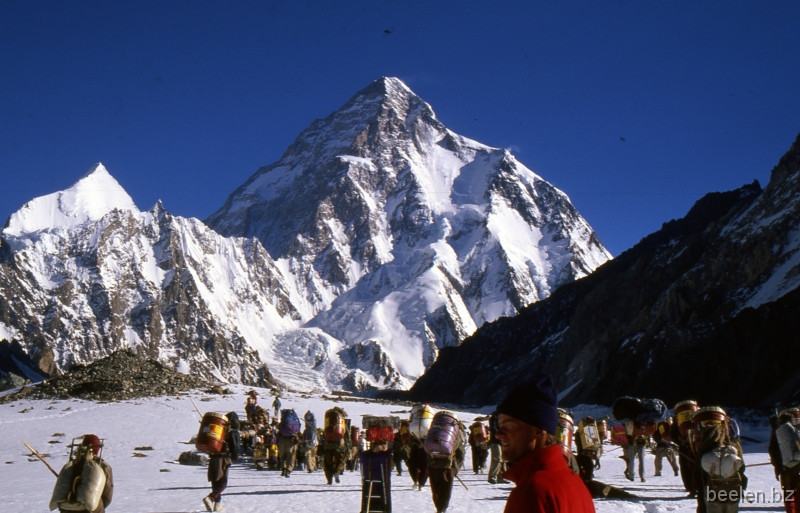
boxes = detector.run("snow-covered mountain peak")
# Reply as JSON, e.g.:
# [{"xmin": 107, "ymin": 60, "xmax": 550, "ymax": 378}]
[
  {"xmin": 354, "ymin": 76, "xmax": 420, "ymax": 106},
  {"xmin": 3, "ymin": 162, "xmax": 139, "ymax": 238},
  {"xmin": 205, "ymin": 77, "xmax": 612, "ymax": 391}
]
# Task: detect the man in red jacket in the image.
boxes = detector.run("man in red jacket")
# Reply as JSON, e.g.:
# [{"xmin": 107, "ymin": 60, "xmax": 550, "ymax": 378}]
[{"xmin": 495, "ymin": 374, "xmax": 595, "ymax": 513}]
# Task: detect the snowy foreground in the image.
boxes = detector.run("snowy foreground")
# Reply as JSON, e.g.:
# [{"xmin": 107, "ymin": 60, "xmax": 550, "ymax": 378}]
[{"xmin": 0, "ymin": 386, "xmax": 780, "ymax": 513}]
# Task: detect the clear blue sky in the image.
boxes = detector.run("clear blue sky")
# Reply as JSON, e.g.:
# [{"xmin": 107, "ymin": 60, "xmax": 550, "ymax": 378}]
[{"xmin": 1, "ymin": 1, "xmax": 798, "ymax": 256}]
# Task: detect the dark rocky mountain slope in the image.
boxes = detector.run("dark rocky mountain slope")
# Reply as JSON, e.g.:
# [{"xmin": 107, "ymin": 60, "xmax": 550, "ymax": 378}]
[{"xmin": 403, "ymin": 132, "xmax": 800, "ymax": 408}]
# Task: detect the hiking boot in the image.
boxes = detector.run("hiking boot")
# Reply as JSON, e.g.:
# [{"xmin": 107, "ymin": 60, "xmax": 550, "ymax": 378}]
[
  {"xmin": 674, "ymin": 470, "xmax": 679, "ymax": 476},
  {"xmin": 285, "ymin": 471, "xmax": 291, "ymax": 478},
  {"xmin": 640, "ymin": 477, "xmax": 646, "ymax": 483},
  {"xmin": 335, "ymin": 474, "xmax": 340, "ymax": 483},
  {"xmin": 214, "ymin": 503, "xmax": 226, "ymax": 512},
  {"xmin": 654, "ymin": 472, "xmax": 661, "ymax": 476},
  {"xmin": 497, "ymin": 478, "xmax": 510, "ymax": 484},
  {"xmin": 487, "ymin": 478, "xmax": 497, "ymax": 484},
  {"xmin": 202, "ymin": 496, "xmax": 214, "ymax": 512},
  {"xmin": 327, "ymin": 479, "xmax": 332, "ymax": 485}
]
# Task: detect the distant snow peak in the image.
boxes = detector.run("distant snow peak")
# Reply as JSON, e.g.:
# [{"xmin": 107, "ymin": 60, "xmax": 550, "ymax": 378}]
[{"xmin": 3, "ymin": 162, "xmax": 139, "ymax": 238}]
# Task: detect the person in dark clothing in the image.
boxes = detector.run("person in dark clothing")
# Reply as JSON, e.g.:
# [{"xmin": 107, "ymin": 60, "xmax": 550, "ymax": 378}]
[
  {"xmin": 393, "ymin": 430, "xmax": 410, "ymax": 476},
  {"xmin": 204, "ymin": 412, "xmax": 241, "ymax": 512},
  {"xmin": 272, "ymin": 396, "xmax": 282, "ymax": 418},
  {"xmin": 671, "ymin": 418, "xmax": 699, "ymax": 497},
  {"xmin": 468, "ymin": 421, "xmax": 489, "ymax": 474},
  {"xmin": 322, "ymin": 436, "xmax": 349, "ymax": 484},
  {"xmin": 768, "ymin": 414, "xmax": 783, "ymax": 482},
  {"xmin": 244, "ymin": 391, "xmax": 258, "ymax": 423},
  {"xmin": 407, "ymin": 434, "xmax": 429, "ymax": 490},
  {"xmin": 427, "ymin": 428, "xmax": 465, "ymax": 513},
  {"xmin": 359, "ymin": 440, "xmax": 393, "ymax": 513},
  {"xmin": 56, "ymin": 434, "xmax": 114, "ymax": 513}
]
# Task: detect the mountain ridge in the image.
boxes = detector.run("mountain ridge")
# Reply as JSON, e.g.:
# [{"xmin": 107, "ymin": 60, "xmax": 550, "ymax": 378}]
[
  {"xmin": 399, "ymin": 131, "xmax": 800, "ymax": 407},
  {"xmin": 0, "ymin": 78, "xmax": 612, "ymax": 392}
]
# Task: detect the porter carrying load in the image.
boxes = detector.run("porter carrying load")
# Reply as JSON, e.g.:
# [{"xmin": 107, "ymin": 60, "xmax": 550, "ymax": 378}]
[{"xmin": 49, "ymin": 435, "xmax": 113, "ymax": 512}]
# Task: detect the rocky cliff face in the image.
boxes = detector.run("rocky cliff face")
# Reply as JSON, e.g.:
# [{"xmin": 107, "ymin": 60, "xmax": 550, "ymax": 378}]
[
  {"xmin": 0, "ymin": 78, "xmax": 611, "ymax": 392},
  {"xmin": 404, "ymin": 132, "xmax": 800, "ymax": 408}
]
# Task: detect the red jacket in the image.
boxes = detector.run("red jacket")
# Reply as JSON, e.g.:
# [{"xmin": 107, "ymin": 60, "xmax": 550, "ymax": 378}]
[{"xmin": 503, "ymin": 444, "xmax": 595, "ymax": 513}]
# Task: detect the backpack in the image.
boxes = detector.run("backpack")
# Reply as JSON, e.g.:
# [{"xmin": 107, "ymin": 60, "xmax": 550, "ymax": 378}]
[
  {"xmin": 303, "ymin": 411, "xmax": 317, "ymax": 442},
  {"xmin": 324, "ymin": 408, "xmax": 347, "ymax": 442},
  {"xmin": 363, "ymin": 415, "xmax": 399, "ymax": 443},
  {"xmin": 701, "ymin": 445, "xmax": 743, "ymax": 479},
  {"xmin": 409, "ymin": 404, "xmax": 435, "ymax": 438},
  {"xmin": 279, "ymin": 409, "xmax": 301, "ymax": 437},
  {"xmin": 777, "ymin": 423, "xmax": 800, "ymax": 468},
  {"xmin": 49, "ymin": 448, "xmax": 107, "ymax": 512},
  {"xmin": 610, "ymin": 425, "xmax": 628, "ymax": 446},
  {"xmin": 424, "ymin": 411, "xmax": 460, "ymax": 459},
  {"xmin": 470, "ymin": 422, "xmax": 488, "ymax": 445},
  {"xmin": 579, "ymin": 419, "xmax": 600, "ymax": 450}
]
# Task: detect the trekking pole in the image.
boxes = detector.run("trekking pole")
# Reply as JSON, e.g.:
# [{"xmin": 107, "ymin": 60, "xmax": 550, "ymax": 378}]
[
  {"xmin": 22, "ymin": 441, "xmax": 59, "ymax": 478},
  {"xmin": 455, "ymin": 473, "xmax": 469, "ymax": 490},
  {"xmin": 189, "ymin": 397, "xmax": 203, "ymax": 420},
  {"xmin": 744, "ymin": 461, "xmax": 774, "ymax": 467}
]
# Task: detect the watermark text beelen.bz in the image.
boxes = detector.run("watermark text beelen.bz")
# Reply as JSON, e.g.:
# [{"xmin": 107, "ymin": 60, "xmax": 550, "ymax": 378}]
[{"xmin": 706, "ymin": 487, "xmax": 795, "ymax": 503}]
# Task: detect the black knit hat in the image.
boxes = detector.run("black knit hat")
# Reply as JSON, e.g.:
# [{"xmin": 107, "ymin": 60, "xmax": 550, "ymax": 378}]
[{"xmin": 496, "ymin": 374, "xmax": 558, "ymax": 433}]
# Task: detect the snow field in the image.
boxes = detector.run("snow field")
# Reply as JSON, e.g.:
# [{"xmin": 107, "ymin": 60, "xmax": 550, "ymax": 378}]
[{"xmin": 0, "ymin": 386, "xmax": 779, "ymax": 512}]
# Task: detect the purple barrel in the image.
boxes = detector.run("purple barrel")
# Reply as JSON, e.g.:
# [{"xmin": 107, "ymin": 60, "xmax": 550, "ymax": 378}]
[{"xmin": 424, "ymin": 411, "xmax": 460, "ymax": 458}]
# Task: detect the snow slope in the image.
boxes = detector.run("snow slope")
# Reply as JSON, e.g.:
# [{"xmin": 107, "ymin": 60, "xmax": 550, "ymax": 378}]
[{"xmin": 0, "ymin": 389, "xmax": 780, "ymax": 512}]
